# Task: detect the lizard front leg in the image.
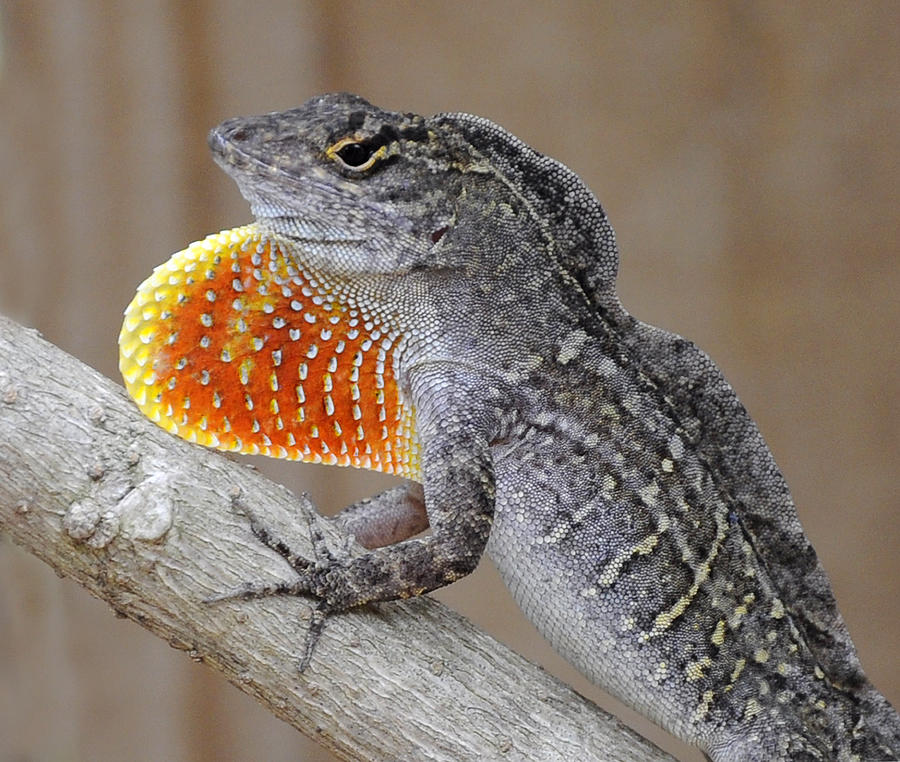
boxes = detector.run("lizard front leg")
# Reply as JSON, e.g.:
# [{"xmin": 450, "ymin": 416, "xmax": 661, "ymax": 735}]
[{"xmin": 216, "ymin": 374, "xmax": 498, "ymax": 665}]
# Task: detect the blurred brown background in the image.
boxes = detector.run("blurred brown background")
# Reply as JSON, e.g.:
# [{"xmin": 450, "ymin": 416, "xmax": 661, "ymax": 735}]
[{"xmin": 0, "ymin": 2, "xmax": 896, "ymax": 761}]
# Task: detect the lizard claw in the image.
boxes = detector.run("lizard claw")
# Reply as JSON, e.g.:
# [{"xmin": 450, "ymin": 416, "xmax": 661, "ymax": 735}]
[
  {"xmin": 208, "ymin": 488, "xmax": 352, "ymax": 670},
  {"xmin": 303, "ymin": 502, "xmax": 350, "ymax": 567},
  {"xmin": 230, "ymin": 490, "xmax": 317, "ymax": 574},
  {"xmin": 299, "ymin": 600, "xmax": 330, "ymax": 672},
  {"xmin": 203, "ymin": 578, "xmax": 313, "ymax": 604}
]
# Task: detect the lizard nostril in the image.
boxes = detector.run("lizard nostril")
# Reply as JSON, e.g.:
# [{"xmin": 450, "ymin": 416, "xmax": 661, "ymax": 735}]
[{"xmin": 430, "ymin": 226, "xmax": 449, "ymax": 244}]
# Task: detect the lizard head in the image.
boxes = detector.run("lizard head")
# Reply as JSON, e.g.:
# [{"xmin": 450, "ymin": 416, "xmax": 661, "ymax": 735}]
[
  {"xmin": 209, "ymin": 92, "xmax": 619, "ymax": 312},
  {"xmin": 208, "ymin": 92, "xmax": 481, "ymax": 283}
]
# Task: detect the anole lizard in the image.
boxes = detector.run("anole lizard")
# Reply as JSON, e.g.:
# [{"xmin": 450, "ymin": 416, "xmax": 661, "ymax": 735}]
[{"xmin": 119, "ymin": 93, "xmax": 899, "ymax": 761}]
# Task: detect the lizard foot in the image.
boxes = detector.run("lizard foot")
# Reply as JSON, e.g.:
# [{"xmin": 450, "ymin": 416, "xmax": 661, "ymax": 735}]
[{"xmin": 205, "ymin": 490, "xmax": 351, "ymax": 671}]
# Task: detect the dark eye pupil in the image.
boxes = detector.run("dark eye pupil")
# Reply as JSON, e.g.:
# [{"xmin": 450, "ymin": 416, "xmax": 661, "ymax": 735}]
[{"xmin": 337, "ymin": 142, "xmax": 374, "ymax": 167}]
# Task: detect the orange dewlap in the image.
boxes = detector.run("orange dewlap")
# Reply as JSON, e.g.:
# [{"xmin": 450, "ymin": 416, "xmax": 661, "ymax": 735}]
[{"xmin": 118, "ymin": 225, "xmax": 421, "ymax": 480}]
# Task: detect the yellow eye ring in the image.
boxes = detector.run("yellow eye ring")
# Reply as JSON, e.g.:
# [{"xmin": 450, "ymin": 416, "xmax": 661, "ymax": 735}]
[{"xmin": 326, "ymin": 136, "xmax": 386, "ymax": 171}]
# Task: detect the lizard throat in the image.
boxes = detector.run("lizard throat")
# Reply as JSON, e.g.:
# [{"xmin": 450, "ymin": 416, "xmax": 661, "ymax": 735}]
[{"xmin": 118, "ymin": 225, "xmax": 421, "ymax": 479}]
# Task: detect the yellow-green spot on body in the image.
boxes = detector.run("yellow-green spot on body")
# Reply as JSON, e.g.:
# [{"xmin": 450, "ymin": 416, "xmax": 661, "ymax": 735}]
[
  {"xmin": 692, "ymin": 690, "xmax": 715, "ymax": 723},
  {"xmin": 599, "ymin": 402, "xmax": 619, "ymax": 420},
  {"xmin": 635, "ymin": 533, "xmax": 659, "ymax": 554},
  {"xmin": 724, "ymin": 657, "xmax": 747, "ymax": 692},
  {"xmin": 711, "ymin": 619, "xmax": 726, "ymax": 646},
  {"xmin": 744, "ymin": 698, "xmax": 763, "ymax": 719},
  {"xmin": 686, "ymin": 656, "xmax": 712, "ymax": 682},
  {"xmin": 639, "ymin": 480, "xmax": 660, "ymax": 503},
  {"xmin": 651, "ymin": 507, "xmax": 728, "ymax": 636},
  {"xmin": 598, "ymin": 532, "xmax": 659, "ymax": 588},
  {"xmin": 729, "ymin": 592, "xmax": 756, "ymax": 629}
]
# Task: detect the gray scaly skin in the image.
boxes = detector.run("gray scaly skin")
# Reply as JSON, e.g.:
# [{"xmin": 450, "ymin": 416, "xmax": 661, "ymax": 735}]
[{"xmin": 207, "ymin": 93, "xmax": 899, "ymax": 760}]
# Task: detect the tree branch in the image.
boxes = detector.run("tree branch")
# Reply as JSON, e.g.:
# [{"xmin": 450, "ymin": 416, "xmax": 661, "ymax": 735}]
[{"xmin": 0, "ymin": 314, "xmax": 673, "ymax": 762}]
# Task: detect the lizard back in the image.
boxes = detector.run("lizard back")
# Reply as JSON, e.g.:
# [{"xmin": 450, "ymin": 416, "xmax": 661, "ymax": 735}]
[{"xmin": 441, "ymin": 109, "xmax": 900, "ymax": 759}]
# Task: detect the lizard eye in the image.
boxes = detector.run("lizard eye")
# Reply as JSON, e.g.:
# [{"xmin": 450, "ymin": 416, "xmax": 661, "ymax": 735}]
[
  {"xmin": 327, "ymin": 136, "xmax": 384, "ymax": 171},
  {"xmin": 336, "ymin": 142, "xmax": 374, "ymax": 167}
]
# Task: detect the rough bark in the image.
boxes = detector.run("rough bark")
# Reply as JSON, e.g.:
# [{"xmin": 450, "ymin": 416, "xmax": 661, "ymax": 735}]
[{"xmin": 0, "ymin": 314, "xmax": 673, "ymax": 762}]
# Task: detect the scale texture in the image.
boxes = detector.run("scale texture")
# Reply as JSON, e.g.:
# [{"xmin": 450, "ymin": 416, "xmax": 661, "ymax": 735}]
[
  {"xmin": 119, "ymin": 225, "xmax": 419, "ymax": 476},
  {"xmin": 119, "ymin": 93, "xmax": 899, "ymax": 761}
]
